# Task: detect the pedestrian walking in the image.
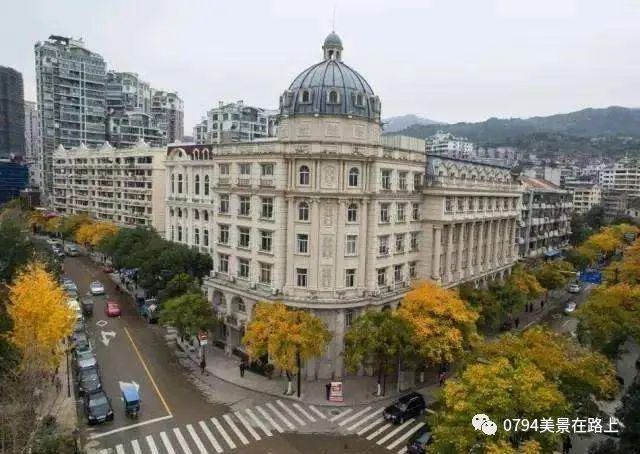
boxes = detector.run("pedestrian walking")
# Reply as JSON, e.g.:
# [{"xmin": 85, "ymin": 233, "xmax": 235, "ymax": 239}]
[
  {"xmin": 541, "ymin": 299, "xmax": 545, "ymax": 310},
  {"xmin": 55, "ymin": 376, "xmax": 62, "ymax": 394},
  {"xmin": 438, "ymin": 371, "xmax": 447, "ymax": 387},
  {"xmin": 239, "ymin": 360, "xmax": 246, "ymax": 377},
  {"xmin": 514, "ymin": 317, "xmax": 520, "ymax": 329},
  {"xmin": 200, "ymin": 357, "xmax": 206, "ymax": 375}
]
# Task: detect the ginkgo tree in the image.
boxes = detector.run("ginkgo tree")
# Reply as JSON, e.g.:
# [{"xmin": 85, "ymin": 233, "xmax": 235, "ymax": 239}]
[
  {"xmin": 74, "ymin": 221, "xmax": 118, "ymax": 248},
  {"xmin": 533, "ymin": 260, "xmax": 574, "ymax": 290},
  {"xmin": 243, "ymin": 302, "xmax": 331, "ymax": 396}
]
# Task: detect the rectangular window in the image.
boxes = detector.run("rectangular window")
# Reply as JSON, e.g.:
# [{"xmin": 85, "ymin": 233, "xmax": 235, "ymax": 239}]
[
  {"xmin": 409, "ymin": 261, "xmax": 416, "ymax": 278},
  {"xmin": 296, "ymin": 268, "xmax": 308, "ymax": 287},
  {"xmin": 394, "ymin": 264, "xmax": 403, "ymax": 283},
  {"xmin": 238, "ymin": 259, "xmax": 250, "ymax": 278},
  {"xmin": 398, "ymin": 172, "xmax": 407, "ymax": 190},
  {"xmin": 414, "ymin": 173, "xmax": 422, "ymax": 189},
  {"xmin": 377, "ymin": 267, "xmax": 386, "ymax": 286},
  {"xmin": 219, "ymin": 254, "xmax": 229, "ymax": 273},
  {"xmin": 239, "ymin": 163, "xmax": 251, "ymax": 175},
  {"xmin": 219, "ymin": 194, "xmax": 229, "ymax": 213},
  {"xmin": 479, "ymin": 197, "xmax": 484, "ymax": 210},
  {"xmin": 445, "ymin": 197, "xmax": 453, "ymax": 213},
  {"xmin": 412, "ymin": 203, "xmax": 420, "ymax": 220},
  {"xmin": 238, "ymin": 227, "xmax": 250, "ymax": 248},
  {"xmin": 260, "ymin": 230, "xmax": 272, "ymax": 252},
  {"xmin": 380, "ymin": 203, "xmax": 390, "ymax": 222},
  {"xmin": 396, "ymin": 203, "xmax": 406, "ymax": 222},
  {"xmin": 259, "ymin": 262, "xmax": 272, "ymax": 284},
  {"xmin": 194, "ymin": 228, "xmax": 200, "ymax": 245},
  {"xmin": 345, "ymin": 269, "xmax": 356, "ymax": 287},
  {"xmin": 381, "ymin": 169, "xmax": 391, "ymax": 189},
  {"xmin": 410, "ymin": 232, "xmax": 419, "ymax": 251},
  {"xmin": 297, "ymin": 233, "xmax": 309, "ymax": 253},
  {"xmin": 219, "ymin": 163, "xmax": 229, "ymax": 175},
  {"xmin": 345, "ymin": 310, "xmax": 354, "ymax": 327},
  {"xmin": 395, "ymin": 234, "xmax": 405, "ymax": 253},
  {"xmin": 218, "ymin": 224, "xmax": 229, "ymax": 244},
  {"xmin": 261, "ymin": 163, "xmax": 274, "ymax": 176},
  {"xmin": 378, "ymin": 235, "xmax": 389, "ymax": 255},
  {"xmin": 457, "ymin": 197, "xmax": 464, "ymax": 211},
  {"xmin": 346, "ymin": 235, "xmax": 358, "ymax": 255},
  {"xmin": 203, "ymin": 229, "xmax": 209, "ymax": 246},
  {"xmin": 239, "ymin": 195, "xmax": 251, "ymax": 216},
  {"xmin": 261, "ymin": 197, "xmax": 273, "ymax": 218}
]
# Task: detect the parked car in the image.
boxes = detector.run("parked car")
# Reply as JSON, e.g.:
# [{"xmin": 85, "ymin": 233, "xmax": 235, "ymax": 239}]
[
  {"xmin": 46, "ymin": 238, "xmax": 59, "ymax": 246},
  {"xmin": 64, "ymin": 243, "xmax": 79, "ymax": 256},
  {"xmin": 568, "ymin": 283, "xmax": 581, "ymax": 294},
  {"xmin": 89, "ymin": 281, "xmax": 105, "ymax": 295},
  {"xmin": 72, "ymin": 318, "xmax": 86, "ymax": 336},
  {"xmin": 81, "ymin": 298, "xmax": 94, "ymax": 316},
  {"xmin": 77, "ymin": 365, "xmax": 102, "ymax": 395},
  {"xmin": 564, "ymin": 302, "xmax": 577, "ymax": 315},
  {"xmin": 75, "ymin": 351, "xmax": 97, "ymax": 372},
  {"xmin": 105, "ymin": 301, "xmax": 121, "ymax": 317},
  {"xmin": 67, "ymin": 299, "xmax": 82, "ymax": 320},
  {"xmin": 84, "ymin": 390, "xmax": 114, "ymax": 425},
  {"xmin": 62, "ymin": 280, "xmax": 78, "ymax": 294},
  {"xmin": 102, "ymin": 264, "xmax": 114, "ymax": 274},
  {"xmin": 73, "ymin": 333, "xmax": 92, "ymax": 357},
  {"xmin": 407, "ymin": 425, "xmax": 434, "ymax": 454},
  {"xmin": 383, "ymin": 392, "xmax": 426, "ymax": 424},
  {"xmin": 52, "ymin": 245, "xmax": 65, "ymax": 258}
]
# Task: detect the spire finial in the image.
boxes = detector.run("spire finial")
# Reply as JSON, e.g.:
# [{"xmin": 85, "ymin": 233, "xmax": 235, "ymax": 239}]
[{"xmin": 332, "ymin": 5, "xmax": 336, "ymax": 31}]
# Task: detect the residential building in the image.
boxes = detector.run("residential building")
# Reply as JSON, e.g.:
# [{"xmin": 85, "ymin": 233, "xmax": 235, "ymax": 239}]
[
  {"xmin": 564, "ymin": 180, "xmax": 601, "ymax": 215},
  {"xmin": 600, "ymin": 158, "xmax": 640, "ymax": 197},
  {"xmin": 24, "ymin": 100, "xmax": 42, "ymax": 187},
  {"xmin": 52, "ymin": 141, "xmax": 166, "ymax": 232},
  {"xmin": 106, "ymin": 111, "xmax": 165, "ymax": 148},
  {"xmin": 151, "ymin": 90, "xmax": 183, "ymax": 143},
  {"xmin": 425, "ymin": 131, "xmax": 474, "ymax": 158},
  {"xmin": 602, "ymin": 189, "xmax": 636, "ymax": 219},
  {"xmin": 34, "ymin": 36, "xmax": 107, "ymax": 199},
  {"xmin": 0, "ymin": 160, "xmax": 29, "ymax": 204},
  {"xmin": 625, "ymin": 198, "xmax": 640, "ymax": 223},
  {"xmin": 164, "ymin": 33, "xmax": 521, "ymax": 380},
  {"xmin": 106, "ymin": 71, "xmax": 152, "ymax": 114},
  {"xmin": 193, "ymin": 100, "xmax": 278, "ymax": 144},
  {"xmin": 519, "ymin": 176, "xmax": 572, "ymax": 259},
  {"xmin": 473, "ymin": 146, "xmax": 520, "ymax": 167},
  {"xmin": 0, "ymin": 66, "xmax": 25, "ymax": 159}
]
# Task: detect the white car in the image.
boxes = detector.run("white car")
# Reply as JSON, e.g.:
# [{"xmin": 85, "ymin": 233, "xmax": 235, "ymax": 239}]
[
  {"xmin": 568, "ymin": 283, "xmax": 581, "ymax": 294},
  {"xmin": 89, "ymin": 281, "xmax": 105, "ymax": 295},
  {"xmin": 564, "ymin": 302, "xmax": 577, "ymax": 315}
]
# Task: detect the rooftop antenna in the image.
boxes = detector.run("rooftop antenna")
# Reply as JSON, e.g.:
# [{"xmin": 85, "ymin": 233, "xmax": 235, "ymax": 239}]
[{"xmin": 332, "ymin": 5, "xmax": 336, "ymax": 31}]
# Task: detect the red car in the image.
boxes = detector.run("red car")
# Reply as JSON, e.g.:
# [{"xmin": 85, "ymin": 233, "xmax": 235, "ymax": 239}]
[{"xmin": 105, "ymin": 301, "xmax": 121, "ymax": 317}]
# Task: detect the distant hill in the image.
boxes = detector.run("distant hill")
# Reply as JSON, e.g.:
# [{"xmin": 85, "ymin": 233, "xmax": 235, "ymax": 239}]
[{"xmin": 383, "ymin": 114, "xmax": 440, "ymax": 133}]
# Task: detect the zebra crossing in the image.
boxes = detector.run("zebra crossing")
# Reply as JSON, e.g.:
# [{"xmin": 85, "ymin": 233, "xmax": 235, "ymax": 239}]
[{"xmin": 97, "ymin": 399, "xmax": 327, "ymax": 454}]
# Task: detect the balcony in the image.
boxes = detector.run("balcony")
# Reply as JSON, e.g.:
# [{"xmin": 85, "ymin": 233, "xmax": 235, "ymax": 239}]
[
  {"xmin": 426, "ymin": 175, "xmax": 518, "ymax": 191},
  {"xmin": 260, "ymin": 178, "xmax": 274, "ymax": 187},
  {"xmin": 237, "ymin": 177, "xmax": 251, "ymax": 187},
  {"xmin": 217, "ymin": 177, "xmax": 230, "ymax": 187}
]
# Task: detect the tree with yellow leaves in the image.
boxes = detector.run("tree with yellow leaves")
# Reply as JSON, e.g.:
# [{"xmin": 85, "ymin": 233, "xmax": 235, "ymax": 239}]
[
  {"xmin": 8, "ymin": 261, "xmax": 75, "ymax": 371},
  {"xmin": 607, "ymin": 237, "xmax": 640, "ymax": 284},
  {"xmin": 243, "ymin": 302, "xmax": 331, "ymax": 396},
  {"xmin": 397, "ymin": 280, "xmax": 479, "ymax": 369},
  {"xmin": 75, "ymin": 221, "xmax": 118, "ymax": 248}
]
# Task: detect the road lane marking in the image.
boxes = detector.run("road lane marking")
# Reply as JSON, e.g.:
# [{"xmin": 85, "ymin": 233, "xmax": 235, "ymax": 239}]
[
  {"xmin": 186, "ymin": 424, "xmax": 208, "ymax": 454},
  {"xmin": 293, "ymin": 403, "xmax": 316, "ymax": 422},
  {"xmin": 145, "ymin": 435, "xmax": 159, "ymax": 454},
  {"xmin": 329, "ymin": 408, "xmax": 353, "ymax": 422},
  {"xmin": 397, "ymin": 448, "xmax": 407, "ymax": 454},
  {"xmin": 235, "ymin": 411, "xmax": 261, "ymax": 441},
  {"xmin": 115, "ymin": 445, "xmax": 125, "ymax": 454},
  {"xmin": 256, "ymin": 405, "xmax": 284, "ymax": 433},
  {"xmin": 131, "ymin": 439, "xmax": 142, "ymax": 454},
  {"xmin": 358, "ymin": 417, "xmax": 384, "ymax": 435},
  {"xmin": 173, "ymin": 428, "xmax": 192, "ymax": 454},
  {"xmin": 88, "ymin": 414, "xmax": 174, "ymax": 439},
  {"xmin": 198, "ymin": 420, "xmax": 223, "ymax": 453},
  {"xmin": 308, "ymin": 404, "xmax": 327, "ymax": 419},
  {"xmin": 387, "ymin": 422, "xmax": 426, "ymax": 450},
  {"xmin": 160, "ymin": 431, "xmax": 176, "ymax": 454},
  {"xmin": 210, "ymin": 417, "xmax": 236, "ymax": 449},
  {"xmin": 367, "ymin": 422, "xmax": 392, "ymax": 440},
  {"xmin": 377, "ymin": 419, "xmax": 415, "ymax": 445},
  {"xmin": 266, "ymin": 402, "xmax": 295, "ymax": 430},
  {"xmin": 347, "ymin": 408, "xmax": 380, "ymax": 431},
  {"xmin": 339, "ymin": 406, "xmax": 372, "ymax": 426},
  {"xmin": 123, "ymin": 326, "xmax": 172, "ymax": 416},
  {"xmin": 276, "ymin": 400, "xmax": 306, "ymax": 426},
  {"xmin": 246, "ymin": 408, "xmax": 272, "ymax": 437},
  {"xmin": 223, "ymin": 414, "xmax": 250, "ymax": 445}
]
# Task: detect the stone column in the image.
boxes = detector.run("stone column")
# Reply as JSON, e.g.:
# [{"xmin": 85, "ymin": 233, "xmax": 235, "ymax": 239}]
[
  {"xmin": 492, "ymin": 219, "xmax": 499, "ymax": 267},
  {"xmin": 468, "ymin": 222, "xmax": 475, "ymax": 277},
  {"xmin": 431, "ymin": 225, "xmax": 442, "ymax": 281},
  {"xmin": 361, "ymin": 200, "xmax": 372, "ymax": 291},
  {"xmin": 285, "ymin": 197, "xmax": 295, "ymax": 291},
  {"xmin": 445, "ymin": 224, "xmax": 454, "ymax": 283},
  {"xmin": 310, "ymin": 197, "xmax": 320, "ymax": 289},
  {"xmin": 457, "ymin": 223, "xmax": 464, "ymax": 282}
]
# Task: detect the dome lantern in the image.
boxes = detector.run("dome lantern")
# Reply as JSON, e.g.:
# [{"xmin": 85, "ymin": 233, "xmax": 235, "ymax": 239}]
[{"xmin": 323, "ymin": 31, "xmax": 343, "ymax": 61}]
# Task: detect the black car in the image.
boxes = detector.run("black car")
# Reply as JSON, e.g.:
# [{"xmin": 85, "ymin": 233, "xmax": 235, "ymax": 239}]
[
  {"xmin": 407, "ymin": 425, "xmax": 433, "ymax": 454},
  {"xmin": 84, "ymin": 390, "xmax": 114, "ymax": 425},
  {"xmin": 81, "ymin": 298, "xmax": 94, "ymax": 316},
  {"xmin": 72, "ymin": 332, "xmax": 92, "ymax": 357},
  {"xmin": 383, "ymin": 392, "xmax": 426, "ymax": 424},
  {"xmin": 77, "ymin": 365, "xmax": 102, "ymax": 395}
]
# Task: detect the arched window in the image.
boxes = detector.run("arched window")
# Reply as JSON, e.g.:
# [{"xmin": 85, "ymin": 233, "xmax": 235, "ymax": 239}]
[
  {"xmin": 299, "ymin": 165, "xmax": 310, "ymax": 185},
  {"xmin": 328, "ymin": 90, "xmax": 339, "ymax": 104},
  {"xmin": 170, "ymin": 174, "xmax": 175, "ymax": 193},
  {"xmin": 177, "ymin": 225, "xmax": 183, "ymax": 241},
  {"xmin": 177, "ymin": 208, "xmax": 182, "ymax": 218},
  {"xmin": 194, "ymin": 209, "xmax": 199, "ymax": 220},
  {"xmin": 298, "ymin": 201, "xmax": 309, "ymax": 221},
  {"xmin": 203, "ymin": 210, "xmax": 209, "ymax": 221},
  {"xmin": 169, "ymin": 208, "xmax": 174, "ymax": 217},
  {"xmin": 204, "ymin": 175, "xmax": 210, "ymax": 196},
  {"xmin": 301, "ymin": 90, "xmax": 310, "ymax": 103},
  {"xmin": 194, "ymin": 175, "xmax": 200, "ymax": 195},
  {"xmin": 170, "ymin": 225, "xmax": 175, "ymax": 241},
  {"xmin": 348, "ymin": 167, "xmax": 359, "ymax": 187},
  {"xmin": 178, "ymin": 174, "xmax": 183, "ymax": 193},
  {"xmin": 347, "ymin": 203, "xmax": 358, "ymax": 222}
]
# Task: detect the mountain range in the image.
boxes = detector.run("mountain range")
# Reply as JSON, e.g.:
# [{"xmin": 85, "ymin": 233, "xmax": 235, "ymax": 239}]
[{"xmin": 382, "ymin": 114, "xmax": 440, "ymax": 133}]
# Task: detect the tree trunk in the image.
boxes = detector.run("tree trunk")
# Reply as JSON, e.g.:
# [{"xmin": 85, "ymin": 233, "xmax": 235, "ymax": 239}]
[
  {"xmin": 376, "ymin": 362, "xmax": 383, "ymax": 396},
  {"xmin": 285, "ymin": 371, "xmax": 293, "ymax": 395},
  {"xmin": 296, "ymin": 350, "xmax": 301, "ymax": 398}
]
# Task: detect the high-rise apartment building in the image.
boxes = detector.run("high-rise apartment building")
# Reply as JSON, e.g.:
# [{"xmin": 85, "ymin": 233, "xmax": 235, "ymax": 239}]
[
  {"xmin": 0, "ymin": 66, "xmax": 25, "ymax": 159},
  {"xmin": 24, "ymin": 100, "xmax": 41, "ymax": 187},
  {"xmin": 193, "ymin": 100, "xmax": 278, "ymax": 144},
  {"xmin": 106, "ymin": 71, "xmax": 152, "ymax": 114},
  {"xmin": 151, "ymin": 90, "xmax": 183, "ymax": 143},
  {"xmin": 600, "ymin": 158, "xmax": 640, "ymax": 196},
  {"xmin": 34, "ymin": 36, "xmax": 107, "ymax": 198}
]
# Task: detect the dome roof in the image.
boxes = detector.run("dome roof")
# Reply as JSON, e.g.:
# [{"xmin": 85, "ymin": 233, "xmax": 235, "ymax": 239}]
[{"xmin": 279, "ymin": 33, "xmax": 381, "ymax": 122}]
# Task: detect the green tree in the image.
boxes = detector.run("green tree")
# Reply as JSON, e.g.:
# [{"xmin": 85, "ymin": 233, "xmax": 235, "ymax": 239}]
[
  {"xmin": 565, "ymin": 248, "xmax": 593, "ymax": 270},
  {"xmin": 570, "ymin": 214, "xmax": 592, "ymax": 245},
  {"xmin": 159, "ymin": 292, "xmax": 216, "ymax": 341},
  {"xmin": 157, "ymin": 273, "xmax": 200, "ymax": 302},
  {"xmin": 533, "ymin": 260, "xmax": 574, "ymax": 290},
  {"xmin": 584, "ymin": 205, "xmax": 606, "ymax": 230},
  {"xmin": 344, "ymin": 310, "xmax": 414, "ymax": 396},
  {"xmin": 459, "ymin": 283, "xmax": 502, "ymax": 332},
  {"xmin": 0, "ymin": 218, "xmax": 33, "ymax": 283}
]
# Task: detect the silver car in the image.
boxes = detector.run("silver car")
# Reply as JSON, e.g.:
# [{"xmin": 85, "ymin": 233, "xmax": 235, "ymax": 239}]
[
  {"xmin": 75, "ymin": 351, "xmax": 97, "ymax": 372},
  {"xmin": 89, "ymin": 281, "xmax": 105, "ymax": 295}
]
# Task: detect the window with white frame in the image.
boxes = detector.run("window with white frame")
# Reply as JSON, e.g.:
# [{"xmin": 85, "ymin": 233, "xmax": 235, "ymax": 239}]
[
  {"xmin": 218, "ymin": 224, "xmax": 229, "ymax": 244},
  {"xmin": 377, "ymin": 267, "xmax": 386, "ymax": 286},
  {"xmin": 299, "ymin": 165, "xmax": 310, "ymax": 185},
  {"xmin": 298, "ymin": 201, "xmax": 309, "ymax": 221},
  {"xmin": 297, "ymin": 234, "xmax": 309, "ymax": 253},
  {"xmin": 239, "ymin": 195, "xmax": 251, "ymax": 216},
  {"xmin": 239, "ymin": 163, "xmax": 251, "ymax": 175},
  {"xmin": 445, "ymin": 197, "xmax": 453, "ymax": 213},
  {"xmin": 261, "ymin": 197, "xmax": 273, "ymax": 219},
  {"xmin": 457, "ymin": 197, "xmax": 464, "ymax": 211},
  {"xmin": 261, "ymin": 163, "xmax": 274, "ymax": 176},
  {"xmin": 238, "ymin": 259, "xmax": 250, "ymax": 278},
  {"xmin": 397, "ymin": 203, "xmax": 406, "ymax": 222},
  {"xmin": 238, "ymin": 227, "xmax": 250, "ymax": 248},
  {"xmin": 398, "ymin": 172, "xmax": 407, "ymax": 190},
  {"xmin": 204, "ymin": 175, "xmax": 210, "ymax": 196},
  {"xmin": 177, "ymin": 225, "xmax": 183, "ymax": 241},
  {"xmin": 379, "ymin": 235, "xmax": 389, "ymax": 255},
  {"xmin": 219, "ymin": 254, "xmax": 229, "ymax": 273},
  {"xmin": 394, "ymin": 264, "xmax": 403, "ymax": 283},
  {"xmin": 381, "ymin": 169, "xmax": 391, "ymax": 190},
  {"xmin": 347, "ymin": 203, "xmax": 358, "ymax": 222},
  {"xmin": 194, "ymin": 228, "xmax": 200, "ymax": 245},
  {"xmin": 219, "ymin": 194, "xmax": 229, "ymax": 213},
  {"xmin": 410, "ymin": 232, "xmax": 419, "ymax": 251},
  {"xmin": 409, "ymin": 261, "xmax": 417, "ymax": 278},
  {"xmin": 260, "ymin": 230, "xmax": 272, "ymax": 252},
  {"xmin": 346, "ymin": 235, "xmax": 358, "ymax": 255},
  {"xmin": 345, "ymin": 309, "xmax": 354, "ymax": 327},
  {"xmin": 259, "ymin": 262, "xmax": 272, "ymax": 284},
  {"xmin": 170, "ymin": 174, "xmax": 174, "ymax": 193},
  {"xmin": 412, "ymin": 203, "xmax": 420, "ymax": 220},
  {"xmin": 380, "ymin": 203, "xmax": 390, "ymax": 222},
  {"xmin": 219, "ymin": 163, "xmax": 229, "ymax": 175},
  {"xmin": 296, "ymin": 268, "xmax": 308, "ymax": 287},
  {"xmin": 194, "ymin": 175, "xmax": 200, "ymax": 195},
  {"xmin": 204, "ymin": 210, "xmax": 209, "ymax": 221},
  {"xmin": 414, "ymin": 173, "xmax": 423, "ymax": 189},
  {"xmin": 348, "ymin": 167, "xmax": 359, "ymax": 187},
  {"xmin": 177, "ymin": 174, "xmax": 183, "ymax": 193},
  {"xmin": 345, "ymin": 269, "xmax": 356, "ymax": 287},
  {"xmin": 203, "ymin": 229, "xmax": 209, "ymax": 246},
  {"xmin": 395, "ymin": 234, "xmax": 405, "ymax": 253}
]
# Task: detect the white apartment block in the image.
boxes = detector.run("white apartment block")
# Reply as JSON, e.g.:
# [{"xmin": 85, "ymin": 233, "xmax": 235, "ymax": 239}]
[
  {"xmin": 565, "ymin": 181, "xmax": 601, "ymax": 215},
  {"xmin": 193, "ymin": 100, "xmax": 278, "ymax": 144},
  {"xmin": 600, "ymin": 158, "xmax": 640, "ymax": 196},
  {"xmin": 425, "ymin": 131, "xmax": 474, "ymax": 158},
  {"xmin": 24, "ymin": 100, "xmax": 42, "ymax": 188},
  {"xmin": 52, "ymin": 141, "xmax": 166, "ymax": 232},
  {"xmin": 164, "ymin": 33, "xmax": 522, "ymax": 380}
]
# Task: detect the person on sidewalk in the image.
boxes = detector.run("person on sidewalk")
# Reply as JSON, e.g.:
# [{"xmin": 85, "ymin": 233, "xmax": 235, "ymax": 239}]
[
  {"xmin": 200, "ymin": 357, "xmax": 206, "ymax": 375},
  {"xmin": 239, "ymin": 360, "xmax": 246, "ymax": 377},
  {"xmin": 514, "ymin": 317, "xmax": 520, "ymax": 329},
  {"xmin": 438, "ymin": 371, "xmax": 447, "ymax": 387},
  {"xmin": 540, "ymin": 299, "xmax": 545, "ymax": 310}
]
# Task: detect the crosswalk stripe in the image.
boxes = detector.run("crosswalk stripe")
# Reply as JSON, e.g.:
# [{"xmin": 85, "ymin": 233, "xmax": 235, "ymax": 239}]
[
  {"xmin": 387, "ymin": 422, "xmax": 426, "ymax": 450},
  {"xmin": 293, "ymin": 403, "xmax": 316, "ymax": 422},
  {"xmin": 329, "ymin": 408, "xmax": 353, "ymax": 422},
  {"xmin": 186, "ymin": 423, "xmax": 208, "ymax": 454},
  {"xmin": 223, "ymin": 414, "xmax": 250, "ymax": 445},
  {"xmin": 146, "ymin": 435, "xmax": 160, "ymax": 454},
  {"xmin": 210, "ymin": 417, "xmax": 236, "ymax": 449},
  {"xmin": 173, "ymin": 427, "xmax": 193, "ymax": 454},
  {"xmin": 339, "ymin": 406, "xmax": 373, "ymax": 426},
  {"xmin": 376, "ymin": 419, "xmax": 415, "ymax": 445},
  {"xmin": 357, "ymin": 417, "xmax": 384, "ymax": 436},
  {"xmin": 256, "ymin": 405, "xmax": 284, "ymax": 433},
  {"xmin": 266, "ymin": 402, "xmax": 295, "ymax": 430},
  {"xmin": 99, "ymin": 450, "xmax": 109, "ymax": 454},
  {"xmin": 159, "ymin": 431, "xmax": 176, "ymax": 454},
  {"xmin": 366, "ymin": 422, "xmax": 392, "ymax": 440},
  {"xmin": 131, "ymin": 439, "xmax": 142, "ymax": 454},
  {"xmin": 397, "ymin": 448, "xmax": 407, "ymax": 454},
  {"xmin": 198, "ymin": 420, "xmax": 223, "ymax": 453},
  {"xmin": 347, "ymin": 408, "xmax": 380, "ymax": 431},
  {"xmin": 308, "ymin": 404, "xmax": 327, "ymax": 419},
  {"xmin": 235, "ymin": 411, "xmax": 262, "ymax": 441},
  {"xmin": 115, "ymin": 445, "xmax": 126, "ymax": 454},
  {"xmin": 276, "ymin": 400, "xmax": 306, "ymax": 426},
  {"xmin": 246, "ymin": 408, "xmax": 272, "ymax": 436}
]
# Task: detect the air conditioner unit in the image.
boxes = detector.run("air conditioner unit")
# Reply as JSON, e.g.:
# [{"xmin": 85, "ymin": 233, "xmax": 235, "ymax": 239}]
[{"xmin": 249, "ymin": 282, "xmax": 256, "ymax": 289}]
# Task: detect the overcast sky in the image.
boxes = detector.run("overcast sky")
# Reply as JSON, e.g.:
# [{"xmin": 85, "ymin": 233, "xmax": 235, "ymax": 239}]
[{"xmin": 3, "ymin": 0, "xmax": 639, "ymax": 134}]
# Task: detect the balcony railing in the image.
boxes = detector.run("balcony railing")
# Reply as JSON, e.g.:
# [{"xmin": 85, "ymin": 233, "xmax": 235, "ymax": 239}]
[{"xmin": 426, "ymin": 175, "xmax": 518, "ymax": 191}]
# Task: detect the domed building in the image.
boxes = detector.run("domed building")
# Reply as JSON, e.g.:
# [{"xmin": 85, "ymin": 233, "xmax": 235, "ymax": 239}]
[{"xmin": 163, "ymin": 33, "xmax": 521, "ymax": 381}]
